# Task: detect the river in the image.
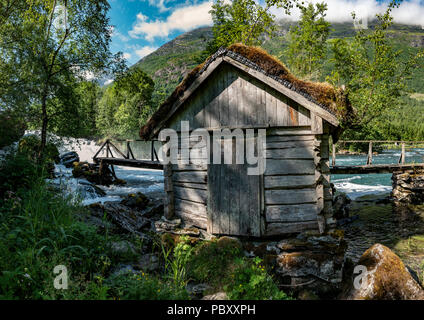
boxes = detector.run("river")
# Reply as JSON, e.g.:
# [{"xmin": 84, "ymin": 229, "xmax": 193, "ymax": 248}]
[
  {"xmin": 52, "ymin": 137, "xmax": 424, "ymax": 277},
  {"xmin": 55, "ymin": 138, "xmax": 424, "ymax": 204}
]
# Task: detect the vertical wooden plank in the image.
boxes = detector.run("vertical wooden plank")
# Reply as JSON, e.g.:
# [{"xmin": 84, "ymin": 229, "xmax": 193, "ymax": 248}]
[
  {"xmin": 248, "ymin": 79, "xmax": 258, "ymax": 125},
  {"xmin": 259, "ymin": 82, "xmax": 267, "ymax": 126},
  {"xmin": 287, "ymin": 103, "xmax": 299, "ymax": 126},
  {"xmin": 298, "ymin": 105, "xmax": 310, "ymax": 126},
  {"xmin": 276, "ymin": 93, "xmax": 288, "ymax": 126},
  {"xmin": 255, "ymin": 81, "xmax": 264, "ymax": 126},
  {"xmin": 220, "ymin": 138, "xmax": 230, "ymax": 234},
  {"xmin": 219, "ymin": 66, "xmax": 229, "ymax": 127},
  {"xmin": 229, "ymin": 141, "xmax": 240, "ymax": 235},
  {"xmin": 248, "ymin": 136, "xmax": 261, "ymax": 237},
  {"xmin": 194, "ymin": 92, "xmax": 205, "ymax": 129},
  {"xmin": 228, "ymin": 70, "xmax": 237, "ymax": 126},
  {"xmin": 237, "ymin": 72, "xmax": 245, "ymax": 126},
  {"xmin": 209, "ymin": 72, "xmax": 220, "ymax": 129},
  {"xmin": 266, "ymin": 87, "xmax": 273, "ymax": 125},
  {"xmin": 311, "ymin": 112, "xmax": 323, "ymax": 134},
  {"xmin": 239, "ymin": 156, "xmax": 249, "ymax": 235}
]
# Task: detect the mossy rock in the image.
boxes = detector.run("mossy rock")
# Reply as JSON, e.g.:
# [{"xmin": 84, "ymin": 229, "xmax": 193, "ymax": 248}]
[
  {"xmin": 120, "ymin": 192, "xmax": 149, "ymax": 209},
  {"xmin": 345, "ymin": 243, "xmax": 424, "ymax": 300}
]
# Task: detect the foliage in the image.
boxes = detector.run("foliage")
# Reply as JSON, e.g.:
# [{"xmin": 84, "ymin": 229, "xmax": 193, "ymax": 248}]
[
  {"xmin": 161, "ymin": 236, "xmax": 193, "ymax": 288},
  {"xmin": 17, "ymin": 135, "xmax": 59, "ymax": 164},
  {"xmin": 96, "ymin": 68, "xmax": 154, "ymax": 138},
  {"xmin": 0, "ymin": 0, "xmax": 124, "ymax": 156},
  {"xmin": 284, "ymin": 2, "xmax": 331, "ymax": 79},
  {"xmin": 206, "ymin": 0, "xmax": 294, "ymax": 55},
  {"xmin": 0, "ymin": 110, "xmax": 26, "ymax": 148},
  {"xmin": 105, "ymin": 272, "xmax": 190, "ymax": 300},
  {"xmin": 187, "ymin": 238, "xmax": 243, "ymax": 288},
  {"xmin": 327, "ymin": 0, "xmax": 424, "ymax": 132},
  {"xmin": 225, "ymin": 257, "xmax": 291, "ymax": 300}
]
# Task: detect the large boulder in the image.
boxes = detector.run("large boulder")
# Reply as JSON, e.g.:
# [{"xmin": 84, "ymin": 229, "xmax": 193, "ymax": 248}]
[
  {"xmin": 344, "ymin": 243, "xmax": 424, "ymax": 300},
  {"xmin": 59, "ymin": 151, "xmax": 79, "ymax": 168},
  {"xmin": 275, "ymin": 230, "xmax": 346, "ymax": 297}
]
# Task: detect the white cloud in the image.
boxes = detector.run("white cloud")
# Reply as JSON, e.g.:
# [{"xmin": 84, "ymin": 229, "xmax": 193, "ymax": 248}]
[
  {"xmin": 135, "ymin": 46, "xmax": 158, "ymax": 58},
  {"xmin": 104, "ymin": 79, "xmax": 114, "ymax": 86},
  {"xmin": 123, "ymin": 52, "xmax": 132, "ymax": 60},
  {"xmin": 271, "ymin": 0, "xmax": 424, "ymax": 27},
  {"xmin": 141, "ymin": 0, "xmax": 174, "ymax": 12},
  {"xmin": 129, "ymin": 1, "xmax": 213, "ymax": 41}
]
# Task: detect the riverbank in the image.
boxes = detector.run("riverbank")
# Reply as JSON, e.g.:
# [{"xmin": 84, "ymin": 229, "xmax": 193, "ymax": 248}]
[{"xmin": 341, "ymin": 193, "xmax": 424, "ymax": 285}]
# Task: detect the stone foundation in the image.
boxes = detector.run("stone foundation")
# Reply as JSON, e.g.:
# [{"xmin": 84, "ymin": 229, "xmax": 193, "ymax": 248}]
[{"xmin": 392, "ymin": 169, "xmax": 424, "ymax": 212}]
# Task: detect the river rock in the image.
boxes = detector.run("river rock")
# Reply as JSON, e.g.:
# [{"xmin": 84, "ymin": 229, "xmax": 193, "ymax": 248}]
[
  {"xmin": 275, "ymin": 231, "xmax": 346, "ymax": 295},
  {"xmin": 60, "ymin": 151, "xmax": 79, "ymax": 168},
  {"xmin": 134, "ymin": 253, "xmax": 160, "ymax": 272},
  {"xmin": 344, "ymin": 243, "xmax": 424, "ymax": 300},
  {"xmin": 201, "ymin": 292, "xmax": 228, "ymax": 300},
  {"xmin": 154, "ymin": 217, "xmax": 182, "ymax": 232},
  {"xmin": 186, "ymin": 283, "xmax": 212, "ymax": 298},
  {"xmin": 110, "ymin": 241, "xmax": 137, "ymax": 256},
  {"xmin": 392, "ymin": 169, "xmax": 424, "ymax": 204},
  {"xmin": 333, "ymin": 193, "xmax": 351, "ymax": 220},
  {"xmin": 72, "ymin": 161, "xmax": 125, "ymax": 186},
  {"xmin": 120, "ymin": 192, "xmax": 149, "ymax": 210}
]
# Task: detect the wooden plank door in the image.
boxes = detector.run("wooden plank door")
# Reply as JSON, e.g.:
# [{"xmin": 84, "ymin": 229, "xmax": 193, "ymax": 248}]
[{"xmin": 207, "ymin": 137, "xmax": 263, "ymax": 236}]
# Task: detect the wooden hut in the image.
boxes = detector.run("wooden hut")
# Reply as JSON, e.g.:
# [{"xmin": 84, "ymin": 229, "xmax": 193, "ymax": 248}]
[{"xmin": 140, "ymin": 44, "xmax": 349, "ymax": 237}]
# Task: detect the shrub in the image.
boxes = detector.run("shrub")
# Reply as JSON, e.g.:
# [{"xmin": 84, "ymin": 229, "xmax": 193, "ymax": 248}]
[
  {"xmin": 17, "ymin": 135, "xmax": 59, "ymax": 164},
  {"xmin": 0, "ymin": 110, "xmax": 26, "ymax": 148},
  {"xmin": 187, "ymin": 238, "xmax": 243, "ymax": 289},
  {"xmin": 106, "ymin": 272, "xmax": 190, "ymax": 300},
  {"xmin": 225, "ymin": 257, "xmax": 292, "ymax": 300}
]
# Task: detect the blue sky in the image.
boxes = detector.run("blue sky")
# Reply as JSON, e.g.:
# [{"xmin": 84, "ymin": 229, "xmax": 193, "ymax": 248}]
[
  {"xmin": 109, "ymin": 0, "xmax": 213, "ymax": 66},
  {"xmin": 108, "ymin": 0, "xmax": 424, "ymax": 67}
]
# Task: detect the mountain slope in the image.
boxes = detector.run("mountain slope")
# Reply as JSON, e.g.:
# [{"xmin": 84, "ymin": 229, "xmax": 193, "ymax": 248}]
[{"xmin": 136, "ymin": 22, "xmax": 424, "ymax": 100}]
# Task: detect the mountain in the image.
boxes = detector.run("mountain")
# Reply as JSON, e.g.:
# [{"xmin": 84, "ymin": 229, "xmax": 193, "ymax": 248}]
[
  {"xmin": 134, "ymin": 27, "xmax": 213, "ymax": 103},
  {"xmin": 134, "ymin": 22, "xmax": 424, "ymax": 139},
  {"xmin": 135, "ymin": 22, "xmax": 424, "ymax": 100}
]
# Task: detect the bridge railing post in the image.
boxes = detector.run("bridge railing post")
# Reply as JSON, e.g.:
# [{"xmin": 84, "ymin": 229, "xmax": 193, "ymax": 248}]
[
  {"xmin": 399, "ymin": 142, "xmax": 406, "ymax": 164},
  {"xmin": 332, "ymin": 143, "xmax": 336, "ymax": 167},
  {"xmin": 366, "ymin": 141, "xmax": 373, "ymax": 165}
]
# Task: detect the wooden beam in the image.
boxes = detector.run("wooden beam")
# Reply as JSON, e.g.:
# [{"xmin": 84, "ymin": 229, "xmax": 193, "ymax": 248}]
[
  {"xmin": 330, "ymin": 163, "xmax": 424, "ymax": 174},
  {"xmin": 93, "ymin": 157, "xmax": 163, "ymax": 170}
]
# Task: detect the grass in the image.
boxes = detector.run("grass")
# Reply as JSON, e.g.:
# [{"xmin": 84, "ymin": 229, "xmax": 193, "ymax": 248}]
[{"xmin": 0, "ymin": 150, "xmax": 292, "ymax": 300}]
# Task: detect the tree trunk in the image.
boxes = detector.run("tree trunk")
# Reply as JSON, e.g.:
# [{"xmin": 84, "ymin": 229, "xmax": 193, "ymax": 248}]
[{"xmin": 39, "ymin": 92, "xmax": 48, "ymax": 161}]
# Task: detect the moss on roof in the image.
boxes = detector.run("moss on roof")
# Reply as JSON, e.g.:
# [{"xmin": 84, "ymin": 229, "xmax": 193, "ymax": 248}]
[{"xmin": 140, "ymin": 43, "xmax": 352, "ymax": 140}]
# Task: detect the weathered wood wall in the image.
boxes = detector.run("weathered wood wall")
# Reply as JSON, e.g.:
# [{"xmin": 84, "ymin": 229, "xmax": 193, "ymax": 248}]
[
  {"xmin": 161, "ymin": 61, "xmax": 335, "ymax": 237},
  {"xmin": 168, "ymin": 64, "xmax": 311, "ymax": 131},
  {"xmin": 163, "ymin": 135, "xmax": 209, "ymax": 229},
  {"xmin": 263, "ymin": 128, "xmax": 332, "ymax": 236}
]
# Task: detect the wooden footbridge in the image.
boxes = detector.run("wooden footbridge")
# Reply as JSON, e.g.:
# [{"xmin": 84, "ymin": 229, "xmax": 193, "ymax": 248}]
[
  {"xmin": 92, "ymin": 139, "xmax": 424, "ymax": 174},
  {"xmin": 93, "ymin": 139, "xmax": 163, "ymax": 170}
]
